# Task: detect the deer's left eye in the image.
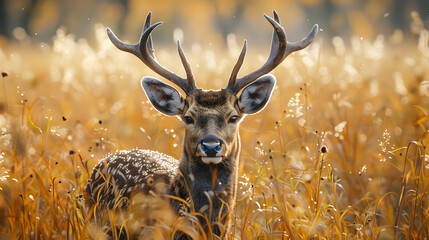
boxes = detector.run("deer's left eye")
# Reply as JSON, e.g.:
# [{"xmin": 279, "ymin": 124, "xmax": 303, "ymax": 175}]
[
  {"xmin": 183, "ymin": 116, "xmax": 195, "ymax": 125},
  {"xmin": 228, "ymin": 115, "xmax": 239, "ymax": 124}
]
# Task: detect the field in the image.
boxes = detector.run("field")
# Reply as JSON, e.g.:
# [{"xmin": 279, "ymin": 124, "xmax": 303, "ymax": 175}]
[{"xmin": 1, "ymin": 13, "xmax": 429, "ymax": 240}]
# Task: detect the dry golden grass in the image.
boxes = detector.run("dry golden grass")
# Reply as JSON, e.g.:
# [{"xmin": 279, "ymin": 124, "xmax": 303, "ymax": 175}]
[{"xmin": 0, "ymin": 19, "xmax": 429, "ymax": 239}]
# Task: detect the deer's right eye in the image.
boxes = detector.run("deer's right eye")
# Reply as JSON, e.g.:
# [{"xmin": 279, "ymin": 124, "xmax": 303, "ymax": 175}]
[
  {"xmin": 228, "ymin": 115, "xmax": 239, "ymax": 124},
  {"xmin": 183, "ymin": 116, "xmax": 195, "ymax": 125}
]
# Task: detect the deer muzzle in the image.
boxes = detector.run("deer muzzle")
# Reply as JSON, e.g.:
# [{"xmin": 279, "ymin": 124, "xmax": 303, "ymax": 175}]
[{"xmin": 196, "ymin": 134, "xmax": 225, "ymax": 164}]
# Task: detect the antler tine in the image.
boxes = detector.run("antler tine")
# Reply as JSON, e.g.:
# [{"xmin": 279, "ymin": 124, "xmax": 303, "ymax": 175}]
[
  {"xmin": 107, "ymin": 12, "xmax": 197, "ymax": 94},
  {"xmin": 177, "ymin": 40, "xmax": 197, "ymax": 91},
  {"xmin": 106, "ymin": 27, "xmax": 142, "ymax": 58},
  {"xmin": 285, "ymin": 24, "xmax": 319, "ymax": 57},
  {"xmin": 225, "ymin": 10, "xmax": 318, "ymax": 95},
  {"xmin": 139, "ymin": 23, "xmax": 190, "ymax": 91},
  {"xmin": 225, "ymin": 40, "xmax": 247, "ymax": 91},
  {"xmin": 143, "ymin": 12, "xmax": 155, "ymax": 59},
  {"xmin": 268, "ymin": 10, "xmax": 281, "ymax": 61},
  {"xmin": 227, "ymin": 11, "xmax": 286, "ymax": 94}
]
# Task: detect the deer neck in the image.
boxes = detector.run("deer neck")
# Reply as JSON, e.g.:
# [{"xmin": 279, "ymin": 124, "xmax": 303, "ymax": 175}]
[{"xmin": 176, "ymin": 131, "xmax": 241, "ymax": 211}]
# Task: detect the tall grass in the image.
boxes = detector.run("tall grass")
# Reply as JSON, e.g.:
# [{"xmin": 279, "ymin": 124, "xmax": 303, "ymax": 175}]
[{"xmin": 1, "ymin": 14, "xmax": 429, "ymax": 239}]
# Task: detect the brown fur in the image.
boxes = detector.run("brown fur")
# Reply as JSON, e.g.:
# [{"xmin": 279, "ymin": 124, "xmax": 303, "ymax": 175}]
[{"xmin": 170, "ymin": 89, "xmax": 243, "ymax": 238}]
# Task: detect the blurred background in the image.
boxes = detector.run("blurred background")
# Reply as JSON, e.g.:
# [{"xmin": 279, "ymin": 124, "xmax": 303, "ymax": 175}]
[{"xmin": 1, "ymin": 0, "xmax": 429, "ymax": 47}]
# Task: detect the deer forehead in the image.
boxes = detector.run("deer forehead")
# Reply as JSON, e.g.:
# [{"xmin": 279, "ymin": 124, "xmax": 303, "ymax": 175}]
[{"xmin": 185, "ymin": 89, "xmax": 238, "ymax": 114}]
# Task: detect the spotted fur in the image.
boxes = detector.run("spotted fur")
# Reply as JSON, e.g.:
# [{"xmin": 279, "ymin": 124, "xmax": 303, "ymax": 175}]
[
  {"xmin": 86, "ymin": 149, "xmax": 178, "ymax": 208},
  {"xmin": 85, "ymin": 149, "xmax": 179, "ymax": 239}
]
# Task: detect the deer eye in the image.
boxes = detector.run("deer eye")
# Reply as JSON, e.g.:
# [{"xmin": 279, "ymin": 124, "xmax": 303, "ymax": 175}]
[
  {"xmin": 228, "ymin": 115, "xmax": 239, "ymax": 124},
  {"xmin": 146, "ymin": 177, "xmax": 155, "ymax": 186},
  {"xmin": 183, "ymin": 116, "xmax": 195, "ymax": 125}
]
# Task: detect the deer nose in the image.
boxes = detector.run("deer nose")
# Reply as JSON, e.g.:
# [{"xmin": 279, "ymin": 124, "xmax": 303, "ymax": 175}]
[
  {"xmin": 201, "ymin": 142, "xmax": 222, "ymax": 157},
  {"xmin": 197, "ymin": 135, "xmax": 224, "ymax": 157}
]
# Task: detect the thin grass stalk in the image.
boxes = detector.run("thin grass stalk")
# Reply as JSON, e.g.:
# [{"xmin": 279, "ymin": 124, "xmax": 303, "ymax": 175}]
[
  {"xmin": 315, "ymin": 150, "xmax": 326, "ymax": 211},
  {"xmin": 21, "ymin": 99, "xmax": 26, "ymax": 125},
  {"xmin": 303, "ymin": 82, "xmax": 309, "ymax": 171},
  {"xmin": 19, "ymin": 193, "xmax": 25, "ymax": 239},
  {"xmin": 1, "ymin": 72, "xmax": 8, "ymax": 113},
  {"xmin": 240, "ymin": 188, "xmax": 254, "ymax": 239},
  {"xmin": 369, "ymin": 150, "xmax": 393, "ymax": 239},
  {"xmin": 394, "ymin": 141, "xmax": 417, "ymax": 239},
  {"xmin": 408, "ymin": 140, "xmax": 425, "ymax": 238}
]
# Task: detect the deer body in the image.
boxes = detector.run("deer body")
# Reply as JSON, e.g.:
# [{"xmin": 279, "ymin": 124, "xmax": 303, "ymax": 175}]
[
  {"xmin": 85, "ymin": 150, "xmax": 178, "ymax": 239},
  {"xmin": 86, "ymin": 149, "xmax": 177, "ymax": 209},
  {"xmin": 87, "ymin": 10, "xmax": 318, "ymax": 239}
]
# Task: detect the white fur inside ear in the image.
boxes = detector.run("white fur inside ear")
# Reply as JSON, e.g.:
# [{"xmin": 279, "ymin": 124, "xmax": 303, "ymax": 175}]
[
  {"xmin": 238, "ymin": 75, "xmax": 276, "ymax": 114},
  {"xmin": 141, "ymin": 77, "xmax": 185, "ymax": 116}
]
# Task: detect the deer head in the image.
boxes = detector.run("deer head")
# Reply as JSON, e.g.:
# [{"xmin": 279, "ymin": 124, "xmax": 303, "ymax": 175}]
[{"xmin": 107, "ymin": 11, "xmax": 318, "ymax": 167}]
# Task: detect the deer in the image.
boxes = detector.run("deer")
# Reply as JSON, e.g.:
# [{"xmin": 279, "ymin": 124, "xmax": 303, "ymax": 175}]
[{"xmin": 86, "ymin": 10, "xmax": 318, "ymax": 239}]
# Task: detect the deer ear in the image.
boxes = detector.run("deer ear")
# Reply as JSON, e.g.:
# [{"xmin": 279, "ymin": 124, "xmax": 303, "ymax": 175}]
[
  {"xmin": 141, "ymin": 77, "xmax": 185, "ymax": 116},
  {"xmin": 238, "ymin": 75, "xmax": 276, "ymax": 114}
]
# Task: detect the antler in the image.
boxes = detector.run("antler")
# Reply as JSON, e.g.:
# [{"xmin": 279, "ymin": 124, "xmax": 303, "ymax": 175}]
[
  {"xmin": 106, "ymin": 12, "xmax": 198, "ymax": 94},
  {"xmin": 225, "ymin": 10, "xmax": 319, "ymax": 94}
]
